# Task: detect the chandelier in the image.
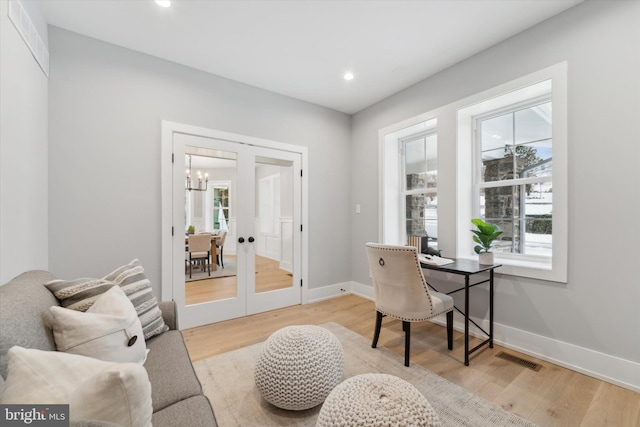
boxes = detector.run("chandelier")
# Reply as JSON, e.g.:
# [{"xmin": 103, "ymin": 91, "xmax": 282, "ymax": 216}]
[{"xmin": 185, "ymin": 155, "xmax": 208, "ymax": 192}]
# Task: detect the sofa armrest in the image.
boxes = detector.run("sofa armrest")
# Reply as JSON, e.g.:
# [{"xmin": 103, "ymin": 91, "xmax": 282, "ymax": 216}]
[{"xmin": 157, "ymin": 300, "xmax": 177, "ymax": 330}]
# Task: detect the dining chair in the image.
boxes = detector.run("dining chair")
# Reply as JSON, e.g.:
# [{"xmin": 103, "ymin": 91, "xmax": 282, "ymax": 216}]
[
  {"xmin": 186, "ymin": 233, "xmax": 212, "ymax": 278},
  {"xmin": 216, "ymin": 230, "xmax": 228, "ymax": 268},
  {"xmin": 364, "ymin": 242, "xmax": 454, "ymax": 367}
]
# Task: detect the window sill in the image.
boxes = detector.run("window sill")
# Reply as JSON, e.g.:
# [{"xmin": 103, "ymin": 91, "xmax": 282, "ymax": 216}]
[{"xmin": 457, "ymin": 255, "xmax": 566, "ymax": 283}]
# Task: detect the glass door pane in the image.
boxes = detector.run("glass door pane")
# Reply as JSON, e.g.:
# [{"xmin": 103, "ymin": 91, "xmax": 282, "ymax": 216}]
[
  {"xmin": 173, "ymin": 133, "xmax": 246, "ymax": 329},
  {"xmin": 254, "ymin": 155, "xmax": 294, "ymax": 294},
  {"xmin": 246, "ymin": 147, "xmax": 301, "ymax": 316},
  {"xmin": 184, "ymin": 147, "xmax": 238, "ymax": 306}
]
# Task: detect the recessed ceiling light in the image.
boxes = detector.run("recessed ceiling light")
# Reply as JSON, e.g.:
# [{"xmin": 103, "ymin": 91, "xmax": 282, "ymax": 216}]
[
  {"xmin": 155, "ymin": 0, "xmax": 171, "ymax": 7},
  {"xmin": 344, "ymin": 72, "xmax": 354, "ymax": 81}
]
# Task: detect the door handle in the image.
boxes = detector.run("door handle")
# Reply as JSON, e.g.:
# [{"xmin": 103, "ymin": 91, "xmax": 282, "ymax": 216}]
[
  {"xmin": 248, "ymin": 236, "xmax": 255, "ymax": 243},
  {"xmin": 238, "ymin": 237, "xmax": 245, "ymax": 243}
]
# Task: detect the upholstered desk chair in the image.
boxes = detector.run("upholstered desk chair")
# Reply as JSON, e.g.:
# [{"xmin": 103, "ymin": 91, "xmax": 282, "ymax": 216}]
[
  {"xmin": 365, "ymin": 243, "xmax": 454, "ymax": 367},
  {"xmin": 186, "ymin": 233, "xmax": 211, "ymax": 278}
]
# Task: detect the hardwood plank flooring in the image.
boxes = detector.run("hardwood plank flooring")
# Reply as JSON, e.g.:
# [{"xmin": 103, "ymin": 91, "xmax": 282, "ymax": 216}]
[
  {"xmin": 182, "ymin": 294, "xmax": 640, "ymax": 427},
  {"xmin": 185, "ymin": 255, "xmax": 292, "ymax": 305}
]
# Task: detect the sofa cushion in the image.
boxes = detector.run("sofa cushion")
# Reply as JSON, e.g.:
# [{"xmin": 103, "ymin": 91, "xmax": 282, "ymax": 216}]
[
  {"xmin": 0, "ymin": 270, "xmax": 57, "ymax": 379},
  {"xmin": 144, "ymin": 330, "xmax": 203, "ymax": 412},
  {"xmin": 46, "ymin": 259, "xmax": 168, "ymax": 340},
  {"xmin": 151, "ymin": 395, "xmax": 217, "ymax": 427},
  {"xmin": 48, "ymin": 286, "xmax": 148, "ymax": 364},
  {"xmin": 1, "ymin": 347, "xmax": 152, "ymax": 427}
]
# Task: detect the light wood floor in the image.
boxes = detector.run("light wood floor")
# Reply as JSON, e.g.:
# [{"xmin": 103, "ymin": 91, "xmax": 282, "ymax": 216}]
[
  {"xmin": 185, "ymin": 255, "xmax": 293, "ymax": 305},
  {"xmin": 183, "ymin": 294, "xmax": 640, "ymax": 427}
]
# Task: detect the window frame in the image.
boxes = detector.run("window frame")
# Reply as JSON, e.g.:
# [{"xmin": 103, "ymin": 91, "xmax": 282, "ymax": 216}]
[
  {"xmin": 473, "ymin": 95, "xmax": 553, "ymax": 260},
  {"xmin": 456, "ymin": 63, "xmax": 568, "ymax": 282},
  {"xmin": 379, "ymin": 118, "xmax": 438, "ymax": 246}
]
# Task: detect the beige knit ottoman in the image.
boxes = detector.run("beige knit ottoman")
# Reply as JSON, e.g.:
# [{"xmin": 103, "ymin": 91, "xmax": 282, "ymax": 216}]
[
  {"xmin": 254, "ymin": 325, "xmax": 344, "ymax": 411},
  {"xmin": 316, "ymin": 373, "xmax": 441, "ymax": 427}
]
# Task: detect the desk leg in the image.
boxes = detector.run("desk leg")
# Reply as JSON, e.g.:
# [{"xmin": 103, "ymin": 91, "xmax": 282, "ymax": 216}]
[
  {"xmin": 489, "ymin": 269, "xmax": 494, "ymax": 348},
  {"xmin": 464, "ymin": 274, "xmax": 470, "ymax": 366}
]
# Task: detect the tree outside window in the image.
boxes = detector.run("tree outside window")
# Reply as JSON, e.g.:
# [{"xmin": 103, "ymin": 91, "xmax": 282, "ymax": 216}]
[{"xmin": 213, "ymin": 186, "xmax": 229, "ymax": 230}]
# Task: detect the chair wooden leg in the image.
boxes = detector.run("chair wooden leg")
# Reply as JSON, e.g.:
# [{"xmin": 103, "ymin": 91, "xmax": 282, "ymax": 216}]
[
  {"xmin": 372, "ymin": 311, "xmax": 384, "ymax": 348},
  {"xmin": 446, "ymin": 310, "xmax": 453, "ymax": 350},
  {"xmin": 215, "ymin": 247, "xmax": 223, "ymax": 268},
  {"xmin": 403, "ymin": 321, "xmax": 411, "ymax": 367}
]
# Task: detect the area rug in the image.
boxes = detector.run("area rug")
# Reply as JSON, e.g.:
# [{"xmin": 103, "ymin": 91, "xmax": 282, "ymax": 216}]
[
  {"xmin": 193, "ymin": 322, "xmax": 538, "ymax": 427},
  {"xmin": 185, "ymin": 259, "xmax": 236, "ymax": 282}
]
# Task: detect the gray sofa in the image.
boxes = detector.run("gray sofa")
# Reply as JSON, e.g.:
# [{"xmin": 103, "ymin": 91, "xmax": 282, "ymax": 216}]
[{"xmin": 0, "ymin": 270, "xmax": 217, "ymax": 427}]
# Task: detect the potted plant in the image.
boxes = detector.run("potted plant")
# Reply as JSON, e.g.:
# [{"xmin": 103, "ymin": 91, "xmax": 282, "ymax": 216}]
[
  {"xmin": 187, "ymin": 225, "xmax": 195, "ymax": 235},
  {"xmin": 471, "ymin": 218, "xmax": 502, "ymax": 264}
]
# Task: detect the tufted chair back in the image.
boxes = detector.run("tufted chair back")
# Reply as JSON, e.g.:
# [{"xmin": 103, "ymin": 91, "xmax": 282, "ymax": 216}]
[
  {"xmin": 365, "ymin": 243, "xmax": 441, "ymax": 321},
  {"xmin": 364, "ymin": 242, "xmax": 454, "ymax": 366}
]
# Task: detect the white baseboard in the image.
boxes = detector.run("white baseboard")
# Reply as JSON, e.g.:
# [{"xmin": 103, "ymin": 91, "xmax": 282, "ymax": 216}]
[
  {"xmin": 429, "ymin": 314, "xmax": 640, "ymax": 392},
  {"xmin": 350, "ymin": 281, "xmax": 374, "ymax": 300},
  {"xmin": 306, "ymin": 282, "xmax": 352, "ymax": 303},
  {"xmin": 492, "ymin": 321, "xmax": 640, "ymax": 393},
  {"xmin": 306, "ymin": 281, "xmax": 374, "ymax": 304},
  {"xmin": 307, "ymin": 281, "xmax": 640, "ymax": 393}
]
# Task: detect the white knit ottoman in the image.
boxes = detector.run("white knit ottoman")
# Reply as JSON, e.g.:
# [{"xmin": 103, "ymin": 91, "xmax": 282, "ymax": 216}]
[
  {"xmin": 316, "ymin": 373, "xmax": 441, "ymax": 427},
  {"xmin": 254, "ymin": 325, "xmax": 344, "ymax": 411}
]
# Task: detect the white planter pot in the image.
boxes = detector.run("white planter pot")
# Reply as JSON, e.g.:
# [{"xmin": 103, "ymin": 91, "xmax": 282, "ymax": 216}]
[{"xmin": 478, "ymin": 252, "xmax": 494, "ymax": 265}]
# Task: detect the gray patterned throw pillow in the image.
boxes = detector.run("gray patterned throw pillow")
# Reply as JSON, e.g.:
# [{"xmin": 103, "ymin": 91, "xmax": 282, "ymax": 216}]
[{"xmin": 45, "ymin": 259, "xmax": 169, "ymax": 340}]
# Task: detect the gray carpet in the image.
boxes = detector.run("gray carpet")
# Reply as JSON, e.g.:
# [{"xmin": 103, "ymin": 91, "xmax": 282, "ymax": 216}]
[
  {"xmin": 193, "ymin": 322, "xmax": 538, "ymax": 427},
  {"xmin": 185, "ymin": 259, "xmax": 236, "ymax": 282}
]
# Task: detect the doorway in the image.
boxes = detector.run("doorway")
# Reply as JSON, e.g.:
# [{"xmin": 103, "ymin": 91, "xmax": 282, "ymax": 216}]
[{"xmin": 161, "ymin": 122, "xmax": 307, "ymax": 329}]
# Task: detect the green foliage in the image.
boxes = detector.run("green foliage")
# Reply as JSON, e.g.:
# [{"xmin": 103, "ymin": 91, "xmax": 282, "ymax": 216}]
[
  {"xmin": 504, "ymin": 145, "xmax": 540, "ymax": 167},
  {"xmin": 526, "ymin": 215, "xmax": 552, "ymax": 234},
  {"xmin": 471, "ymin": 218, "xmax": 503, "ymax": 254},
  {"xmin": 187, "ymin": 225, "xmax": 195, "ymax": 234}
]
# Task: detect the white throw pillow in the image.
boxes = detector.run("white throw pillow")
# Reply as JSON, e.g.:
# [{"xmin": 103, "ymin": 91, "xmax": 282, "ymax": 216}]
[
  {"xmin": 0, "ymin": 347, "xmax": 152, "ymax": 427},
  {"xmin": 49, "ymin": 285, "xmax": 148, "ymax": 364}
]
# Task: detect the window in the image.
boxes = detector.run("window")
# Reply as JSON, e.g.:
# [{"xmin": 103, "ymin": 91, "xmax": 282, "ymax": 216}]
[
  {"xmin": 403, "ymin": 132, "xmax": 438, "ymax": 250},
  {"xmin": 380, "ymin": 118, "xmax": 438, "ymax": 248},
  {"xmin": 457, "ymin": 62, "xmax": 567, "ymax": 282},
  {"xmin": 476, "ymin": 99, "xmax": 552, "ymax": 258},
  {"xmin": 380, "ymin": 62, "xmax": 566, "ymax": 282},
  {"xmin": 212, "ymin": 185, "xmax": 229, "ymax": 230}
]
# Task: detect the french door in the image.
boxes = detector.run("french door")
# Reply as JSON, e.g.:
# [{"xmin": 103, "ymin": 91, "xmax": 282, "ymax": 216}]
[{"xmin": 167, "ymin": 127, "xmax": 303, "ymax": 329}]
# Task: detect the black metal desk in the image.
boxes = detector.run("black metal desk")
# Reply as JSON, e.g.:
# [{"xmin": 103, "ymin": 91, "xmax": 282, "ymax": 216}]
[{"xmin": 420, "ymin": 259, "xmax": 501, "ymax": 366}]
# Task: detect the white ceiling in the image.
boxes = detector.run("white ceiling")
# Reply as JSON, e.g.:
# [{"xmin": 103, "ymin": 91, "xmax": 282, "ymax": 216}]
[{"xmin": 36, "ymin": 0, "xmax": 582, "ymax": 114}]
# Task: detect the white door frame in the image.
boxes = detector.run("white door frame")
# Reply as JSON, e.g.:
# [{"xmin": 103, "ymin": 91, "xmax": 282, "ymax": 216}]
[{"xmin": 161, "ymin": 121, "xmax": 309, "ymax": 328}]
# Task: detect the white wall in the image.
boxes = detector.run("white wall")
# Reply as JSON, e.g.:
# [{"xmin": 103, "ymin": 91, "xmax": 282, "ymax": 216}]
[
  {"xmin": 0, "ymin": 0, "xmax": 49, "ymax": 283},
  {"xmin": 351, "ymin": 0, "xmax": 639, "ymax": 384},
  {"xmin": 47, "ymin": 27, "xmax": 351, "ymax": 293}
]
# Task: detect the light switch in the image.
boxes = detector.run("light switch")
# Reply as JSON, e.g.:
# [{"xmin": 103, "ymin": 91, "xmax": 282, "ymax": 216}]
[{"xmin": 356, "ymin": 204, "xmax": 361, "ymax": 214}]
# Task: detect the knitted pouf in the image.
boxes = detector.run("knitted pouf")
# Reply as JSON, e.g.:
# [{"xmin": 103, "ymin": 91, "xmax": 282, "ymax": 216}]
[
  {"xmin": 254, "ymin": 325, "xmax": 344, "ymax": 411},
  {"xmin": 316, "ymin": 373, "xmax": 441, "ymax": 427}
]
